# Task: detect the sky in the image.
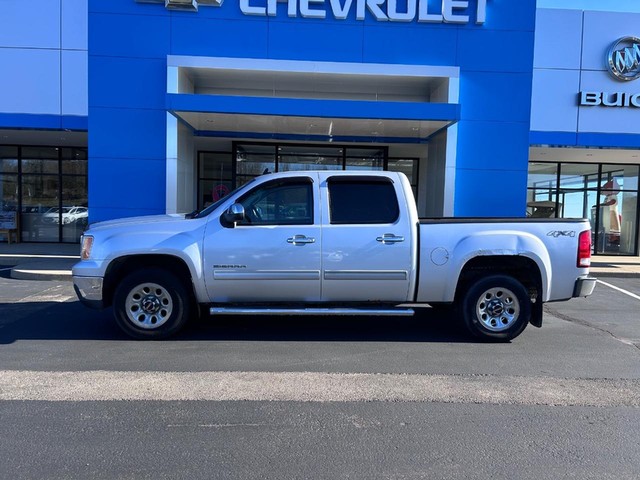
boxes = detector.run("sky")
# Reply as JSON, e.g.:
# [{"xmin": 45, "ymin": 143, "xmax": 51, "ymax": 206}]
[{"xmin": 537, "ymin": 0, "xmax": 640, "ymax": 13}]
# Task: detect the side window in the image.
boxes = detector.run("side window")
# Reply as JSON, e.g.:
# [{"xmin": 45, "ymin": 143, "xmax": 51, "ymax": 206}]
[
  {"xmin": 237, "ymin": 179, "xmax": 313, "ymax": 226},
  {"xmin": 328, "ymin": 178, "xmax": 400, "ymax": 224}
]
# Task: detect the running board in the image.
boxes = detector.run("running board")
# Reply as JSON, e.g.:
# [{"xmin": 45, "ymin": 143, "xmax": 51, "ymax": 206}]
[{"xmin": 209, "ymin": 307, "xmax": 415, "ymax": 317}]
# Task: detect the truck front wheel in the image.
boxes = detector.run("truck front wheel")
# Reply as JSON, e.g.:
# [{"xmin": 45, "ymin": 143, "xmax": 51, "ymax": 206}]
[
  {"xmin": 113, "ymin": 268, "xmax": 191, "ymax": 339},
  {"xmin": 461, "ymin": 275, "xmax": 530, "ymax": 342}
]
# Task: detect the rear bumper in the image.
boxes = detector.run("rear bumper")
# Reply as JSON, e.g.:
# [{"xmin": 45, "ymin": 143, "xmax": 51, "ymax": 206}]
[
  {"xmin": 573, "ymin": 276, "xmax": 597, "ymax": 298},
  {"xmin": 73, "ymin": 275, "xmax": 104, "ymax": 309}
]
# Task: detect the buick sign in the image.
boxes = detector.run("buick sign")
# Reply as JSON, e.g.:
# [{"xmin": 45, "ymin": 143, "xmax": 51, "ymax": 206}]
[{"xmin": 607, "ymin": 36, "xmax": 640, "ymax": 82}]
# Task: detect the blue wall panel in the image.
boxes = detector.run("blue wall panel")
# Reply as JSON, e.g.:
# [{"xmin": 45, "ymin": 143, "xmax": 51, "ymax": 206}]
[
  {"xmin": 89, "ymin": 108, "xmax": 166, "ymax": 160},
  {"xmin": 453, "ymin": 168, "xmax": 528, "ymax": 217},
  {"xmin": 455, "ymin": 121, "xmax": 530, "ymax": 170},
  {"xmin": 89, "ymin": 157, "xmax": 166, "ymax": 211},
  {"xmin": 459, "ymin": 72, "xmax": 532, "ymax": 123},
  {"xmin": 90, "ymin": 57, "xmax": 166, "ymax": 110},
  {"xmin": 362, "ymin": 25, "xmax": 457, "ymax": 66},
  {"xmin": 267, "ymin": 22, "xmax": 364, "ymax": 62},
  {"xmin": 457, "ymin": 30, "xmax": 534, "ymax": 73},
  {"xmin": 170, "ymin": 18, "xmax": 270, "ymax": 58},
  {"xmin": 89, "ymin": 13, "xmax": 170, "ymax": 58}
]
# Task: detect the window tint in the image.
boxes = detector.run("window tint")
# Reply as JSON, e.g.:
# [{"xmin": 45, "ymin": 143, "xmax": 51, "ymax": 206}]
[
  {"xmin": 238, "ymin": 179, "xmax": 313, "ymax": 226},
  {"xmin": 328, "ymin": 178, "xmax": 399, "ymax": 224}
]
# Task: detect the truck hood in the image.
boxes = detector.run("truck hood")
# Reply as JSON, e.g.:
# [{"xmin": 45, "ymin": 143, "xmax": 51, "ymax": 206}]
[{"xmin": 88, "ymin": 214, "xmax": 187, "ymax": 232}]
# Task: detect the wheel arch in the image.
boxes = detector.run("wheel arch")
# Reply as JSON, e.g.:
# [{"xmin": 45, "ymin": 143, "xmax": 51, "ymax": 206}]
[
  {"xmin": 102, "ymin": 254, "xmax": 197, "ymax": 308},
  {"xmin": 454, "ymin": 255, "xmax": 545, "ymax": 328}
]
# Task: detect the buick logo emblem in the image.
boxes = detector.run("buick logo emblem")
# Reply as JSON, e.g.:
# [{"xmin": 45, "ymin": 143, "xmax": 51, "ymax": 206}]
[{"xmin": 607, "ymin": 36, "xmax": 640, "ymax": 81}]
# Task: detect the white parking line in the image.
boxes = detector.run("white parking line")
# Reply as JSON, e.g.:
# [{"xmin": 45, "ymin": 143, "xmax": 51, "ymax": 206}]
[{"xmin": 597, "ymin": 280, "xmax": 640, "ymax": 301}]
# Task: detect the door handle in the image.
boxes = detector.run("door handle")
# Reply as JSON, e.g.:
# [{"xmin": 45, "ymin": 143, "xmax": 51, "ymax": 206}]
[
  {"xmin": 287, "ymin": 235, "xmax": 316, "ymax": 245},
  {"xmin": 376, "ymin": 233, "xmax": 405, "ymax": 244}
]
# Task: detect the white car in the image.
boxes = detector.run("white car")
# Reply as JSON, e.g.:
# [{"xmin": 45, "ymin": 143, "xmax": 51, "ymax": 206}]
[{"xmin": 42, "ymin": 206, "xmax": 88, "ymax": 225}]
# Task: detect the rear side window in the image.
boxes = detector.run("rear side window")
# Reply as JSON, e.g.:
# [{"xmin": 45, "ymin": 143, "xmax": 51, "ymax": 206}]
[{"xmin": 328, "ymin": 178, "xmax": 400, "ymax": 224}]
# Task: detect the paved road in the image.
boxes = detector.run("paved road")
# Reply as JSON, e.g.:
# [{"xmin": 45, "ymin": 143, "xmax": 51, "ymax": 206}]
[{"xmin": 1, "ymin": 276, "xmax": 639, "ymax": 479}]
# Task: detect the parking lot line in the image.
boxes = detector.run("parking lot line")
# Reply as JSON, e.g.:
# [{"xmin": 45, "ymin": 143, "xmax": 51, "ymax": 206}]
[{"xmin": 597, "ymin": 280, "xmax": 640, "ymax": 301}]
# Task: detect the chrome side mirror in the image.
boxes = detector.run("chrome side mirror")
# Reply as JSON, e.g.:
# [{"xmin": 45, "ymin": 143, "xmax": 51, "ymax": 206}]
[{"xmin": 223, "ymin": 203, "xmax": 245, "ymax": 226}]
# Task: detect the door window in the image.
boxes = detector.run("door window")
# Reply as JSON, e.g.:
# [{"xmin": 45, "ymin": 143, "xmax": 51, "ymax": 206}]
[
  {"xmin": 237, "ymin": 179, "xmax": 313, "ymax": 226},
  {"xmin": 328, "ymin": 177, "xmax": 399, "ymax": 224}
]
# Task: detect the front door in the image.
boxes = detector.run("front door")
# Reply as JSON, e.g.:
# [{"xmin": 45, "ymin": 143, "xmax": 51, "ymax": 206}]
[{"xmin": 203, "ymin": 175, "xmax": 321, "ymax": 303}]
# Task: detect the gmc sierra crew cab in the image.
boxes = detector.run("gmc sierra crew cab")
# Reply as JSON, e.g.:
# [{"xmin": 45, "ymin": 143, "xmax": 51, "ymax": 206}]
[{"xmin": 73, "ymin": 171, "xmax": 596, "ymax": 341}]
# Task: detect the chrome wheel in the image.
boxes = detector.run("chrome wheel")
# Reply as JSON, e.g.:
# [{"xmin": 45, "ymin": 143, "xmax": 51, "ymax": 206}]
[
  {"xmin": 475, "ymin": 286, "xmax": 520, "ymax": 332},
  {"xmin": 124, "ymin": 282, "xmax": 173, "ymax": 330}
]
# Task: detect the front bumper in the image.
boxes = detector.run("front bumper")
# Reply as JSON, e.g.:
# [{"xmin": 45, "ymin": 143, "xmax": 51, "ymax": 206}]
[
  {"xmin": 573, "ymin": 276, "xmax": 597, "ymax": 298},
  {"xmin": 73, "ymin": 275, "xmax": 105, "ymax": 309}
]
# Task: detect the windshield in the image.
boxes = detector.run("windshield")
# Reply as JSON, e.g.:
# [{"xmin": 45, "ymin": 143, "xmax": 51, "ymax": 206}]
[{"xmin": 188, "ymin": 179, "xmax": 257, "ymax": 219}]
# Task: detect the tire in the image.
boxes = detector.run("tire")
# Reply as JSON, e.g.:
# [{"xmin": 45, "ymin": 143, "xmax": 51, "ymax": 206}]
[
  {"xmin": 460, "ymin": 275, "xmax": 530, "ymax": 342},
  {"xmin": 113, "ymin": 268, "xmax": 192, "ymax": 339}
]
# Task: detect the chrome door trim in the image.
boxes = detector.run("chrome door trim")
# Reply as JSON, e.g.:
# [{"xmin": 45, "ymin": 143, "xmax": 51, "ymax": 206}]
[
  {"xmin": 213, "ymin": 271, "xmax": 321, "ymax": 280},
  {"xmin": 323, "ymin": 270, "xmax": 408, "ymax": 281}
]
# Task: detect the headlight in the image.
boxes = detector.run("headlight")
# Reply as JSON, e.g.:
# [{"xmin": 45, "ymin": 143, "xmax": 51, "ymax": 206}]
[{"xmin": 81, "ymin": 235, "xmax": 94, "ymax": 260}]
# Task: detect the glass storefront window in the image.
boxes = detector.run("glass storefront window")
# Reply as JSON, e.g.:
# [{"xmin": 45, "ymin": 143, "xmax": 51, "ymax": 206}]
[
  {"xmin": 528, "ymin": 162, "xmax": 558, "ymax": 189},
  {"xmin": 279, "ymin": 155, "xmax": 342, "ymax": 171},
  {"xmin": 21, "ymin": 174, "xmax": 60, "ymax": 242},
  {"xmin": 559, "ymin": 163, "xmax": 599, "ymax": 190},
  {"xmin": 1, "ymin": 145, "xmax": 87, "ymax": 243},
  {"xmin": 528, "ymin": 159, "xmax": 640, "ymax": 256}
]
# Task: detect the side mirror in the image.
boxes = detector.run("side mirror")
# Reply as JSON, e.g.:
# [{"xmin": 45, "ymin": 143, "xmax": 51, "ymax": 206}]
[{"xmin": 223, "ymin": 203, "xmax": 245, "ymax": 226}]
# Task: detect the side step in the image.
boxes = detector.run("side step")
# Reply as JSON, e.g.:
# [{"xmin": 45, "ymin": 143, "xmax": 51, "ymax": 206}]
[{"xmin": 209, "ymin": 307, "xmax": 415, "ymax": 317}]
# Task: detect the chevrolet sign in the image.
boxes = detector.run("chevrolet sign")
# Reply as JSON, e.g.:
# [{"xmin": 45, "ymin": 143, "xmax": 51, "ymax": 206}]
[{"xmin": 137, "ymin": 0, "xmax": 488, "ymax": 24}]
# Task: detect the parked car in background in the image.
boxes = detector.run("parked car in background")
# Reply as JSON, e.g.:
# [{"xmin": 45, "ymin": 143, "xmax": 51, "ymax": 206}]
[{"xmin": 42, "ymin": 206, "xmax": 88, "ymax": 225}]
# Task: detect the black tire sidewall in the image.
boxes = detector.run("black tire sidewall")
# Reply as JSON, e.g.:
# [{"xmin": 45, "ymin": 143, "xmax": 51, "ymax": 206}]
[
  {"xmin": 462, "ymin": 275, "xmax": 531, "ymax": 342},
  {"xmin": 113, "ymin": 268, "xmax": 191, "ymax": 340}
]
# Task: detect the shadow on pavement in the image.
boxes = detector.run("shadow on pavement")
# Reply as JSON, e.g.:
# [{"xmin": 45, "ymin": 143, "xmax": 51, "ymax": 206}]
[{"xmin": 0, "ymin": 300, "xmax": 476, "ymax": 344}]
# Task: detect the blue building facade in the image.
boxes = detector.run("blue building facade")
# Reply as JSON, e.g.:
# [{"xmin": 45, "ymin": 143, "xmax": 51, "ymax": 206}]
[
  {"xmin": 15, "ymin": 2, "xmax": 640, "ymax": 254},
  {"xmin": 87, "ymin": 0, "xmax": 536, "ymax": 223}
]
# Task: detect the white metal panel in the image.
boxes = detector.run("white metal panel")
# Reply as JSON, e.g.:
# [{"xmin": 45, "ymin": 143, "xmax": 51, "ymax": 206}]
[
  {"xmin": 62, "ymin": 0, "xmax": 88, "ymax": 50},
  {"xmin": 0, "ymin": 0, "xmax": 61, "ymax": 49},
  {"xmin": 530, "ymin": 69, "xmax": 580, "ymax": 133},
  {"xmin": 582, "ymin": 11, "xmax": 640, "ymax": 71},
  {"xmin": 0, "ymin": 48, "xmax": 61, "ymax": 115},
  {"xmin": 534, "ymin": 9, "xmax": 583, "ymax": 70},
  {"xmin": 578, "ymin": 70, "xmax": 640, "ymax": 135},
  {"xmin": 62, "ymin": 50, "xmax": 88, "ymax": 116}
]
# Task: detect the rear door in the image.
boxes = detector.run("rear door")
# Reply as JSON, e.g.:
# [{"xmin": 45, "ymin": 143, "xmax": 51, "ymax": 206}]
[{"xmin": 320, "ymin": 174, "xmax": 414, "ymax": 302}]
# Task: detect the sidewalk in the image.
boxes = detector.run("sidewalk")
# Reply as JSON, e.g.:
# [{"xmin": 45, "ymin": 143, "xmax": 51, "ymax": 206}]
[{"xmin": 1, "ymin": 242, "xmax": 639, "ymax": 281}]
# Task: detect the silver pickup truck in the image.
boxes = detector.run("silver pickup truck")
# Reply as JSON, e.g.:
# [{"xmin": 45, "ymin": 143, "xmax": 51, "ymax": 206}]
[{"xmin": 73, "ymin": 171, "xmax": 596, "ymax": 341}]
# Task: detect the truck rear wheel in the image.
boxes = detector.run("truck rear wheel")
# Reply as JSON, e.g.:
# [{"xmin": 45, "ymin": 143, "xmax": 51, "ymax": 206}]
[
  {"xmin": 113, "ymin": 268, "xmax": 191, "ymax": 339},
  {"xmin": 461, "ymin": 275, "xmax": 530, "ymax": 342}
]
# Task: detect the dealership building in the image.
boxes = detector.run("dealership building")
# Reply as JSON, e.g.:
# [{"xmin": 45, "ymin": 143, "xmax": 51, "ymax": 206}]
[{"xmin": 0, "ymin": 0, "xmax": 639, "ymax": 256}]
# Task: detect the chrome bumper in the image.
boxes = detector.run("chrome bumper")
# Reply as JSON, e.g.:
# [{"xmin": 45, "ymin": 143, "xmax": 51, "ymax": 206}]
[
  {"xmin": 73, "ymin": 275, "xmax": 104, "ymax": 309},
  {"xmin": 573, "ymin": 276, "xmax": 597, "ymax": 298}
]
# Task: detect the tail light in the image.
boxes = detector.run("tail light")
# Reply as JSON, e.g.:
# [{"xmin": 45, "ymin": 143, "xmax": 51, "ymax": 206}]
[{"xmin": 577, "ymin": 230, "xmax": 591, "ymax": 268}]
